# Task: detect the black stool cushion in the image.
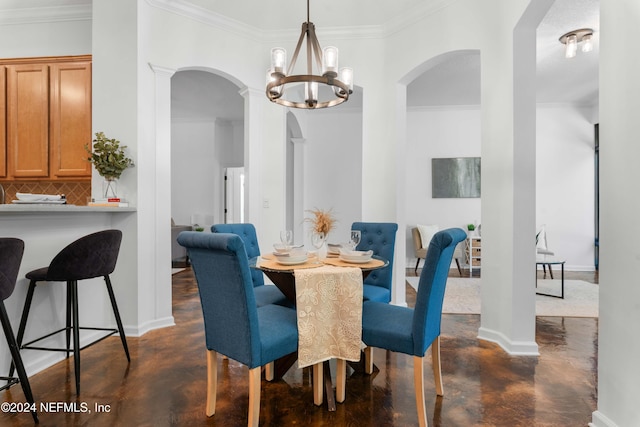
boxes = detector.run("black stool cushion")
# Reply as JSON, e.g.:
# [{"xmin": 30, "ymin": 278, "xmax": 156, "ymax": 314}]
[
  {"xmin": 0, "ymin": 238, "xmax": 25, "ymax": 301},
  {"xmin": 27, "ymin": 230, "xmax": 122, "ymax": 282},
  {"xmin": 25, "ymin": 267, "xmax": 48, "ymax": 282}
]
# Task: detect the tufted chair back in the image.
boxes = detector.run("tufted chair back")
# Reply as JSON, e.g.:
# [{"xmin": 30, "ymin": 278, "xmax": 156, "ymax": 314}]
[
  {"xmin": 211, "ymin": 223, "xmax": 264, "ymax": 287},
  {"xmin": 352, "ymin": 222, "xmax": 398, "ymax": 302}
]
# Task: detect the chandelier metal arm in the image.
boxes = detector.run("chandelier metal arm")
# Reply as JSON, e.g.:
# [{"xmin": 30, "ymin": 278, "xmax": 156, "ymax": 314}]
[{"xmin": 307, "ymin": 24, "xmax": 325, "ymax": 75}]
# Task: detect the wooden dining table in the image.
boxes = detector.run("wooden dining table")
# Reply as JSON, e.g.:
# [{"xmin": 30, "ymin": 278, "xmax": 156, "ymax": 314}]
[{"xmin": 248, "ymin": 253, "xmax": 389, "ymax": 411}]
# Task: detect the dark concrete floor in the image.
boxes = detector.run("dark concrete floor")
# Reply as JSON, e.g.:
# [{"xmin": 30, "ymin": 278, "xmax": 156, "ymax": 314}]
[{"xmin": 0, "ymin": 268, "xmax": 598, "ymax": 426}]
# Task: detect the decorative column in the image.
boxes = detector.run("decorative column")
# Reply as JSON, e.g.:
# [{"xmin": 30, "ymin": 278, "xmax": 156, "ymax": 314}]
[{"xmin": 148, "ymin": 63, "xmax": 176, "ymax": 326}]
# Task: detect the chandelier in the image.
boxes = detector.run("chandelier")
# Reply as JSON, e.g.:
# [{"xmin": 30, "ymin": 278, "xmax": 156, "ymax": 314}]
[
  {"xmin": 266, "ymin": 0, "xmax": 353, "ymax": 109},
  {"xmin": 559, "ymin": 28, "xmax": 594, "ymax": 59}
]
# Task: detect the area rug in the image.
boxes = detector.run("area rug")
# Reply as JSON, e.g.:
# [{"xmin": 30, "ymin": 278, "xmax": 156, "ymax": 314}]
[{"xmin": 406, "ymin": 277, "xmax": 598, "ymax": 317}]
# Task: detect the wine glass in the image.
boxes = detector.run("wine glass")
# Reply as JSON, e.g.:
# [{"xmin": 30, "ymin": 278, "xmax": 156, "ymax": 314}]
[
  {"xmin": 311, "ymin": 231, "xmax": 326, "ymax": 261},
  {"xmin": 350, "ymin": 230, "xmax": 361, "ymax": 250},
  {"xmin": 280, "ymin": 230, "xmax": 293, "ymax": 251}
]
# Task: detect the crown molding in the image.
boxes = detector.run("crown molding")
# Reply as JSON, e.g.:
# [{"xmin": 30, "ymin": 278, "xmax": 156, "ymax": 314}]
[
  {"xmin": 147, "ymin": 0, "xmax": 460, "ymax": 43},
  {"xmin": 0, "ymin": 4, "xmax": 91, "ymax": 25},
  {"xmin": 146, "ymin": 0, "xmax": 262, "ymax": 42}
]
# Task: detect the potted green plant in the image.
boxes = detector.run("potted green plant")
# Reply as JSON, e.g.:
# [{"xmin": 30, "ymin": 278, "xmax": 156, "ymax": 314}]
[
  {"xmin": 467, "ymin": 224, "xmax": 475, "ymax": 232},
  {"xmin": 85, "ymin": 132, "xmax": 134, "ymax": 199}
]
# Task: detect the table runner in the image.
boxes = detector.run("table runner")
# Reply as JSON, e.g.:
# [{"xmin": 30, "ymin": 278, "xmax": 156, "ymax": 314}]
[{"xmin": 293, "ymin": 265, "xmax": 363, "ymax": 368}]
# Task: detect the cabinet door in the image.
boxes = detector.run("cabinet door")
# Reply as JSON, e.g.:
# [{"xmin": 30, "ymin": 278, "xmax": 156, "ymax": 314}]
[
  {"xmin": 6, "ymin": 64, "xmax": 50, "ymax": 178},
  {"xmin": 50, "ymin": 62, "xmax": 92, "ymax": 178},
  {"xmin": 0, "ymin": 66, "xmax": 6, "ymax": 178}
]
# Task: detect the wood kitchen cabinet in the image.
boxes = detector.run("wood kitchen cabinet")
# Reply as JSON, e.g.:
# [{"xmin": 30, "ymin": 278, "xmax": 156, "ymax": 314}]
[
  {"xmin": 6, "ymin": 63, "xmax": 50, "ymax": 178},
  {"xmin": 50, "ymin": 61, "xmax": 92, "ymax": 178},
  {"xmin": 0, "ymin": 66, "xmax": 5, "ymax": 178},
  {"xmin": 1, "ymin": 55, "xmax": 91, "ymax": 181}
]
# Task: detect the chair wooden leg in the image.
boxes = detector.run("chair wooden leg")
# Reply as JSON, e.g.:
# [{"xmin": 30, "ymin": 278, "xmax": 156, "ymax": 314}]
[
  {"xmin": 206, "ymin": 349, "xmax": 217, "ymax": 417},
  {"xmin": 336, "ymin": 359, "xmax": 346, "ymax": 403},
  {"xmin": 431, "ymin": 336, "xmax": 444, "ymax": 396},
  {"xmin": 413, "ymin": 356, "xmax": 428, "ymax": 427},
  {"xmin": 248, "ymin": 366, "xmax": 261, "ymax": 427},
  {"xmin": 364, "ymin": 346, "xmax": 374, "ymax": 374},
  {"xmin": 264, "ymin": 361, "xmax": 274, "ymax": 381},
  {"xmin": 313, "ymin": 363, "xmax": 323, "ymax": 405}
]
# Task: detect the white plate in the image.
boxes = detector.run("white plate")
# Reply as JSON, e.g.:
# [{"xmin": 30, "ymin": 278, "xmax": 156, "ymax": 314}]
[
  {"xmin": 275, "ymin": 257, "xmax": 308, "ymax": 265},
  {"xmin": 16, "ymin": 193, "xmax": 62, "ymax": 202},
  {"xmin": 12, "ymin": 200, "xmax": 67, "ymax": 205},
  {"xmin": 339, "ymin": 255, "xmax": 372, "ymax": 264}
]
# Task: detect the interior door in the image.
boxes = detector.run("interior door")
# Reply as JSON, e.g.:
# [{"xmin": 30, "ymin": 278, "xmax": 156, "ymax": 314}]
[{"xmin": 225, "ymin": 167, "xmax": 244, "ymax": 224}]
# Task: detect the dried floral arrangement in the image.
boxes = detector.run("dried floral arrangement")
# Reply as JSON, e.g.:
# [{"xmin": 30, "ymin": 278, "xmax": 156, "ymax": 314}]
[{"xmin": 305, "ymin": 208, "xmax": 337, "ymax": 235}]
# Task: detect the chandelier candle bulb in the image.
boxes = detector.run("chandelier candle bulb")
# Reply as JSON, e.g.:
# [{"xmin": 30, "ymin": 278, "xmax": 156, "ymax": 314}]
[
  {"xmin": 271, "ymin": 48, "xmax": 286, "ymax": 74},
  {"xmin": 322, "ymin": 46, "xmax": 338, "ymax": 76},
  {"xmin": 305, "ymin": 81, "xmax": 319, "ymax": 107},
  {"xmin": 581, "ymin": 34, "xmax": 593, "ymax": 52},
  {"xmin": 266, "ymin": 69, "xmax": 283, "ymax": 97},
  {"xmin": 339, "ymin": 67, "xmax": 353, "ymax": 93},
  {"xmin": 565, "ymin": 34, "xmax": 577, "ymax": 58}
]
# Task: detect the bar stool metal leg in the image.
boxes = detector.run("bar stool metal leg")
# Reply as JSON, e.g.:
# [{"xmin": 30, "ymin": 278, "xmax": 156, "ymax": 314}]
[
  {"xmin": 104, "ymin": 275, "xmax": 130, "ymax": 361},
  {"xmin": 66, "ymin": 282, "xmax": 72, "ymax": 358},
  {"xmin": 1, "ymin": 302, "xmax": 38, "ymax": 423},
  {"xmin": 70, "ymin": 280, "xmax": 81, "ymax": 394},
  {"xmin": 8, "ymin": 280, "xmax": 36, "ymax": 379}
]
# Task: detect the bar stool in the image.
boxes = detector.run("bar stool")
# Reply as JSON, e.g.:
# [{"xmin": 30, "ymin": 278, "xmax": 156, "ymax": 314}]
[
  {"xmin": 10, "ymin": 230, "xmax": 130, "ymax": 394},
  {"xmin": 0, "ymin": 238, "xmax": 38, "ymax": 423}
]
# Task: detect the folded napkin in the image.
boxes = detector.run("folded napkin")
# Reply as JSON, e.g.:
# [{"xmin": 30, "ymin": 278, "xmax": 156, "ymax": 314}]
[
  {"xmin": 16, "ymin": 193, "xmax": 63, "ymax": 201},
  {"xmin": 294, "ymin": 265, "xmax": 363, "ymax": 368}
]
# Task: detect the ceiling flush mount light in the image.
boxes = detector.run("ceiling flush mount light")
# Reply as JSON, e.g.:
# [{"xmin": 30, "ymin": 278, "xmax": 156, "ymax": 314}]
[
  {"xmin": 559, "ymin": 28, "xmax": 594, "ymax": 58},
  {"xmin": 266, "ymin": 0, "xmax": 353, "ymax": 109}
]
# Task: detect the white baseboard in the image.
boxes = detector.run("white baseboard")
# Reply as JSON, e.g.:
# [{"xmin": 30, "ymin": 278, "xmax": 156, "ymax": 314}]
[
  {"xmin": 125, "ymin": 316, "xmax": 175, "ymax": 337},
  {"xmin": 477, "ymin": 327, "xmax": 539, "ymax": 356},
  {"xmin": 589, "ymin": 411, "xmax": 620, "ymax": 427}
]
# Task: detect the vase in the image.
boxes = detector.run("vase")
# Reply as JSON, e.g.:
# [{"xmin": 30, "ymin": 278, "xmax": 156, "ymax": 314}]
[
  {"xmin": 311, "ymin": 231, "xmax": 327, "ymax": 260},
  {"xmin": 318, "ymin": 240, "xmax": 328, "ymax": 261},
  {"xmin": 102, "ymin": 178, "xmax": 118, "ymax": 199}
]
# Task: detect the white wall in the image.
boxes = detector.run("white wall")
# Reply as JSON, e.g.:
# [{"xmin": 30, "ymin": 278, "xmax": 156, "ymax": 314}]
[
  {"xmin": 405, "ymin": 106, "xmax": 481, "ymax": 261},
  {"xmin": 536, "ymin": 105, "xmax": 595, "ymax": 271},
  {"xmin": 0, "ymin": 20, "xmax": 91, "ymax": 58},
  {"xmin": 171, "ymin": 118, "xmax": 244, "ymax": 227},
  {"xmin": 592, "ymin": 1, "xmax": 640, "ymax": 425},
  {"xmin": 171, "ymin": 120, "xmax": 217, "ymax": 226},
  {"xmin": 404, "ymin": 104, "xmax": 597, "ymax": 272},
  {"xmin": 301, "ymin": 108, "xmax": 363, "ymax": 247}
]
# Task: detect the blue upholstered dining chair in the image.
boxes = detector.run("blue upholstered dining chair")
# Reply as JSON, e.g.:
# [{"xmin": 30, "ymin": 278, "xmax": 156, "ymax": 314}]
[
  {"xmin": 360, "ymin": 228, "xmax": 466, "ymax": 427},
  {"xmin": 211, "ymin": 223, "xmax": 288, "ymax": 307},
  {"xmin": 351, "ymin": 222, "xmax": 398, "ymax": 302},
  {"xmin": 177, "ymin": 232, "xmax": 298, "ymax": 427}
]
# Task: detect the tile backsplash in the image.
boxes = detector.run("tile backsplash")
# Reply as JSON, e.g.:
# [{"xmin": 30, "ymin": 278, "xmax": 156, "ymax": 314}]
[{"xmin": 2, "ymin": 181, "xmax": 91, "ymax": 206}]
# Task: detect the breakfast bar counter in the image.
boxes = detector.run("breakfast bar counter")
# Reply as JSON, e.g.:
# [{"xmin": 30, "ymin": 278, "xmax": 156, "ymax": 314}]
[
  {"xmin": 0, "ymin": 204, "xmax": 136, "ymax": 214},
  {"xmin": 0, "ymin": 204, "xmax": 138, "ymax": 380}
]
